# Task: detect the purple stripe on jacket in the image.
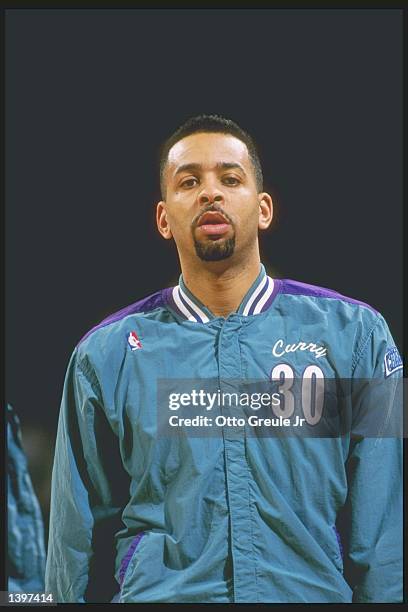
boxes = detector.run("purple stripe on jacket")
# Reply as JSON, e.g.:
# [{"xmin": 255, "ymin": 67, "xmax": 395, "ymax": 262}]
[
  {"xmin": 332, "ymin": 525, "xmax": 344, "ymax": 560},
  {"xmin": 119, "ymin": 532, "xmax": 145, "ymax": 586},
  {"xmin": 77, "ymin": 290, "xmax": 166, "ymax": 346},
  {"xmin": 280, "ymin": 279, "xmax": 378, "ymax": 314},
  {"xmin": 258, "ymin": 278, "xmax": 283, "ymax": 314},
  {"xmin": 162, "ymin": 286, "xmax": 182, "ymax": 318},
  {"xmin": 247, "ymin": 276, "xmax": 270, "ymax": 316}
]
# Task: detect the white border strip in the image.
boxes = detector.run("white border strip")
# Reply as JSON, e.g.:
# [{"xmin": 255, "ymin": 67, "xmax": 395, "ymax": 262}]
[
  {"xmin": 172, "ymin": 286, "xmax": 197, "ymax": 322},
  {"xmin": 253, "ymin": 277, "xmax": 274, "ymax": 314},
  {"xmin": 179, "ymin": 285, "xmax": 210, "ymax": 323},
  {"xmin": 242, "ymin": 274, "xmax": 268, "ymax": 316}
]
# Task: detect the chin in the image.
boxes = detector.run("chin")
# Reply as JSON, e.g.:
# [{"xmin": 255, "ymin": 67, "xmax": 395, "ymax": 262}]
[{"xmin": 194, "ymin": 236, "xmax": 236, "ymax": 262}]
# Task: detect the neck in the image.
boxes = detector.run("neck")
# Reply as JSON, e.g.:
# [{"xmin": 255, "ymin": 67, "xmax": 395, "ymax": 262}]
[{"xmin": 180, "ymin": 250, "xmax": 262, "ymax": 318}]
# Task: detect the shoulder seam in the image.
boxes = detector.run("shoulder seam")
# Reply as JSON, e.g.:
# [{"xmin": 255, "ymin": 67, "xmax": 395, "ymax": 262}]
[
  {"xmin": 77, "ymin": 291, "xmax": 166, "ymax": 347},
  {"xmin": 280, "ymin": 280, "xmax": 378, "ymax": 314},
  {"xmin": 77, "ymin": 305, "xmax": 165, "ymax": 347},
  {"xmin": 351, "ymin": 313, "xmax": 381, "ymax": 374}
]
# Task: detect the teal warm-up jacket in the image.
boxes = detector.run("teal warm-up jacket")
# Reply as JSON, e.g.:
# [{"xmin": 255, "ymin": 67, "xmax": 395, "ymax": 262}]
[
  {"xmin": 7, "ymin": 404, "xmax": 46, "ymax": 593},
  {"xmin": 45, "ymin": 265, "xmax": 402, "ymax": 603}
]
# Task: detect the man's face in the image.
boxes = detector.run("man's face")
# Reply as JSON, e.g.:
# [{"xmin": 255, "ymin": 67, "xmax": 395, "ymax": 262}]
[{"xmin": 157, "ymin": 132, "xmax": 272, "ymax": 265}]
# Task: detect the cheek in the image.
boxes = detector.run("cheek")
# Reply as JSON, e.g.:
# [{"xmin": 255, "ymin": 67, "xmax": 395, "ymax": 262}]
[
  {"xmin": 233, "ymin": 204, "xmax": 260, "ymax": 239},
  {"xmin": 239, "ymin": 202, "xmax": 260, "ymax": 226},
  {"xmin": 166, "ymin": 213, "xmax": 194, "ymax": 242}
]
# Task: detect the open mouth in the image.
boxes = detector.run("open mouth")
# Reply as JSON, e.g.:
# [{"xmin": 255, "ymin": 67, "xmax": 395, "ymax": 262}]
[{"xmin": 196, "ymin": 211, "xmax": 231, "ymax": 237}]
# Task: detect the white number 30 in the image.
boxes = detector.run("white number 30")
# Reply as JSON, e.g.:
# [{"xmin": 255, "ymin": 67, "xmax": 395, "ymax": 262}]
[{"xmin": 270, "ymin": 364, "xmax": 324, "ymax": 425}]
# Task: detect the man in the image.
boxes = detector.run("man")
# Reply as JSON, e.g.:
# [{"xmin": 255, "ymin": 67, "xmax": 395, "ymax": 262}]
[{"xmin": 45, "ymin": 115, "xmax": 402, "ymax": 603}]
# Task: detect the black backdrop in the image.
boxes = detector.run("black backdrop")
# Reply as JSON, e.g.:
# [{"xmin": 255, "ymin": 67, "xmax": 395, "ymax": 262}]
[{"xmin": 5, "ymin": 8, "xmax": 403, "ymax": 527}]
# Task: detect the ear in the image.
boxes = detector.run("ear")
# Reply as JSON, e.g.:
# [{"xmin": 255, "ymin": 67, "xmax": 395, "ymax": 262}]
[
  {"xmin": 156, "ymin": 201, "xmax": 173, "ymax": 240},
  {"xmin": 258, "ymin": 192, "xmax": 273, "ymax": 230}
]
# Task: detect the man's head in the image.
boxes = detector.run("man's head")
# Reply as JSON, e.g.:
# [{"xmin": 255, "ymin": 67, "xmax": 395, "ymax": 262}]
[
  {"xmin": 159, "ymin": 115, "xmax": 263, "ymax": 200},
  {"xmin": 156, "ymin": 114, "xmax": 273, "ymax": 267}
]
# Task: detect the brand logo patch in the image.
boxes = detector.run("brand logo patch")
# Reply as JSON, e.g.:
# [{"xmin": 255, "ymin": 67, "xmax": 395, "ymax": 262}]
[
  {"xmin": 127, "ymin": 331, "xmax": 142, "ymax": 351},
  {"xmin": 384, "ymin": 346, "xmax": 402, "ymax": 377}
]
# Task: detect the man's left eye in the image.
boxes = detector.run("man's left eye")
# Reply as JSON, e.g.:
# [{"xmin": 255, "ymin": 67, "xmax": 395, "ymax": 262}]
[{"xmin": 223, "ymin": 176, "xmax": 240, "ymax": 185}]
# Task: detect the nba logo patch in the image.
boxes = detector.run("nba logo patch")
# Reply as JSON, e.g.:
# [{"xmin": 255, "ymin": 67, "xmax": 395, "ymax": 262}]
[
  {"xmin": 384, "ymin": 346, "xmax": 402, "ymax": 377},
  {"xmin": 127, "ymin": 331, "xmax": 142, "ymax": 351}
]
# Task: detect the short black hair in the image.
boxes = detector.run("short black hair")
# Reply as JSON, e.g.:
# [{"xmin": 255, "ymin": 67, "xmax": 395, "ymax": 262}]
[{"xmin": 159, "ymin": 114, "xmax": 263, "ymax": 199}]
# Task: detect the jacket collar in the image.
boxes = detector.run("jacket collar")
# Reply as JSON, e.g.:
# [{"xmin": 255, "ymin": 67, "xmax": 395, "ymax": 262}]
[{"xmin": 168, "ymin": 264, "xmax": 279, "ymax": 323}]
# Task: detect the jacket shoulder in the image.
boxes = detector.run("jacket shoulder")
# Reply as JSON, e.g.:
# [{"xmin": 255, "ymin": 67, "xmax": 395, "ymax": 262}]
[
  {"xmin": 77, "ymin": 289, "xmax": 169, "ymax": 348},
  {"xmin": 279, "ymin": 278, "xmax": 379, "ymax": 315}
]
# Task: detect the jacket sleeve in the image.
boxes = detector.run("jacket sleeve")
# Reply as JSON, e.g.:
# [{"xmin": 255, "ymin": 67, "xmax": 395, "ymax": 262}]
[
  {"xmin": 7, "ymin": 404, "xmax": 46, "ymax": 593},
  {"xmin": 45, "ymin": 348, "xmax": 130, "ymax": 602},
  {"xmin": 340, "ymin": 314, "xmax": 403, "ymax": 603}
]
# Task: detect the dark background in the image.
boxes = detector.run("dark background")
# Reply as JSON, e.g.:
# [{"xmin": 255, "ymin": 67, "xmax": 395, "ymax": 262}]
[{"xmin": 5, "ymin": 9, "xmax": 403, "ymax": 542}]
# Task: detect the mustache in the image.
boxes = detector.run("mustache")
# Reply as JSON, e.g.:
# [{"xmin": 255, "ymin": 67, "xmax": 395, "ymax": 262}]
[{"xmin": 191, "ymin": 204, "xmax": 234, "ymax": 229}]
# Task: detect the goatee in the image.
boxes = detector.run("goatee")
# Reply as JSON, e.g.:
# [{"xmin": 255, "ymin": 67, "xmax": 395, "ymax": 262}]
[
  {"xmin": 192, "ymin": 204, "xmax": 235, "ymax": 262},
  {"xmin": 193, "ymin": 236, "xmax": 235, "ymax": 261}
]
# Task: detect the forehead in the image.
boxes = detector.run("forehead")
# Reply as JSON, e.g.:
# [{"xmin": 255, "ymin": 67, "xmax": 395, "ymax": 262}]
[{"xmin": 167, "ymin": 132, "xmax": 251, "ymax": 173}]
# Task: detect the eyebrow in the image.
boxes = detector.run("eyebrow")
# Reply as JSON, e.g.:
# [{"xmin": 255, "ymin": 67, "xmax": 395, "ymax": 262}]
[{"xmin": 173, "ymin": 162, "xmax": 247, "ymax": 177}]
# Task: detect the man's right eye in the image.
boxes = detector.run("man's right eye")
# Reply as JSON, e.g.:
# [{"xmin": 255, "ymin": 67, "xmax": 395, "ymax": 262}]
[{"xmin": 180, "ymin": 178, "xmax": 198, "ymax": 188}]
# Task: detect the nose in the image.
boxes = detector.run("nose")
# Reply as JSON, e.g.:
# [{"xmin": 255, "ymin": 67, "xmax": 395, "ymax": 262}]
[{"xmin": 197, "ymin": 178, "xmax": 224, "ymax": 207}]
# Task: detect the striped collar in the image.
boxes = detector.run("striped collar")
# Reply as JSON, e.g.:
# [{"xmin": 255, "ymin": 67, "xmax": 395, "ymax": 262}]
[{"xmin": 167, "ymin": 264, "xmax": 279, "ymax": 323}]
